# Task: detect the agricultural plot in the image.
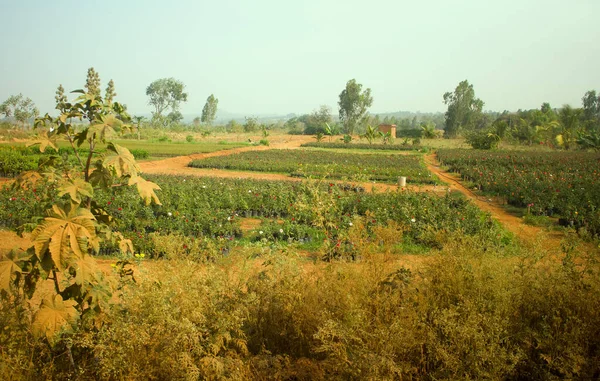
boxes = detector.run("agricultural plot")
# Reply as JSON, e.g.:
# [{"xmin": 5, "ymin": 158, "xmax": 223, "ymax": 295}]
[
  {"xmin": 0, "ymin": 175, "xmax": 510, "ymax": 259},
  {"xmin": 301, "ymin": 141, "xmax": 421, "ymax": 151},
  {"xmin": 437, "ymin": 149, "xmax": 600, "ymax": 235},
  {"xmin": 189, "ymin": 149, "xmax": 436, "ymax": 184}
]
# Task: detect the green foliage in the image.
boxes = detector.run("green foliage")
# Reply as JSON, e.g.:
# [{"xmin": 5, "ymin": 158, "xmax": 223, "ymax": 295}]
[
  {"xmin": 0, "ymin": 69, "xmax": 161, "ymax": 348},
  {"xmin": 0, "ymin": 94, "xmax": 39, "ymax": 127},
  {"xmin": 577, "ymin": 129, "xmax": 600, "ymax": 151},
  {"xmin": 341, "ymin": 134, "xmax": 352, "ymax": 144},
  {"xmin": 465, "ymin": 129, "xmax": 501, "ymax": 149},
  {"xmin": 338, "ymin": 79, "xmax": 373, "ymax": 135},
  {"xmin": 145, "ymin": 78, "xmax": 188, "ymax": 124},
  {"xmin": 302, "ymin": 141, "xmax": 419, "ymax": 151},
  {"xmin": 443, "ymin": 80, "xmax": 484, "ymax": 138},
  {"xmin": 243, "ymin": 116, "xmax": 260, "ymax": 132},
  {"xmin": 438, "ymin": 149, "xmax": 600, "ymax": 236},
  {"xmin": 201, "ymin": 94, "xmax": 218, "ymax": 125},
  {"xmin": 360, "ymin": 125, "xmax": 378, "ymax": 144},
  {"xmin": 189, "ymin": 149, "xmax": 435, "ymax": 183},
  {"xmin": 314, "ymin": 132, "xmax": 325, "ymax": 142},
  {"xmin": 420, "ymin": 122, "xmax": 436, "ymax": 138}
]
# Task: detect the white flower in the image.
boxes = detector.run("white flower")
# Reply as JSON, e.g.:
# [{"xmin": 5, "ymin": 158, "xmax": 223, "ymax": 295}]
[
  {"xmin": 202, "ymin": 185, "xmax": 206, "ymax": 189},
  {"xmin": 279, "ymin": 229, "xmax": 284, "ymax": 233},
  {"xmin": 248, "ymin": 190, "xmax": 252, "ymax": 193},
  {"xmin": 411, "ymin": 218, "xmax": 416, "ymax": 223},
  {"xmin": 348, "ymin": 222, "xmax": 353, "ymax": 226},
  {"xmin": 259, "ymin": 231, "xmax": 264, "ymax": 235},
  {"xmin": 168, "ymin": 212, "xmax": 172, "ymax": 217},
  {"xmin": 227, "ymin": 216, "xmax": 231, "ymax": 221},
  {"xmin": 183, "ymin": 179, "xmax": 186, "ymax": 182}
]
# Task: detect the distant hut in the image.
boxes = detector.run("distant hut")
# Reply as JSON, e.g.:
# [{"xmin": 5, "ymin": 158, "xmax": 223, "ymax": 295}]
[{"xmin": 378, "ymin": 124, "xmax": 396, "ymax": 137}]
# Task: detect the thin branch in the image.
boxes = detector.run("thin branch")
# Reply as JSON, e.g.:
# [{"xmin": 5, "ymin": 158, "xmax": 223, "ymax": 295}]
[
  {"xmin": 64, "ymin": 130, "xmax": 85, "ymax": 169},
  {"xmin": 51, "ymin": 269, "xmax": 61, "ymax": 294}
]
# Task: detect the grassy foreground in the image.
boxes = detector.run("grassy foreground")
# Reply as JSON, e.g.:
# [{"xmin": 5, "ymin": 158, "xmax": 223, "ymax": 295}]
[{"xmin": 1, "ymin": 233, "xmax": 599, "ymax": 380}]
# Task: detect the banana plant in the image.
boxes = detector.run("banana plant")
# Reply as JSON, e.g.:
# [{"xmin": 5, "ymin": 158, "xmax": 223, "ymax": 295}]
[{"xmin": 361, "ymin": 125, "xmax": 378, "ymax": 144}]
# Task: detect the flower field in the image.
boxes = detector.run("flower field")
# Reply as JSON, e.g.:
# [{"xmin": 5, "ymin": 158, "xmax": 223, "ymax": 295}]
[
  {"xmin": 1, "ymin": 175, "xmax": 509, "ymax": 259},
  {"xmin": 189, "ymin": 149, "xmax": 436, "ymax": 184},
  {"xmin": 437, "ymin": 149, "xmax": 600, "ymax": 235}
]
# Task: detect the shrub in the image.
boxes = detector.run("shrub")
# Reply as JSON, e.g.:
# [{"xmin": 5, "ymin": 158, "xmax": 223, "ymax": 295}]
[{"xmin": 465, "ymin": 129, "xmax": 501, "ymax": 149}]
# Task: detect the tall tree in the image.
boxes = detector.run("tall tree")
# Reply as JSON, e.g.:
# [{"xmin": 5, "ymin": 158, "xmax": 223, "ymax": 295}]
[
  {"xmin": 556, "ymin": 105, "xmax": 583, "ymax": 150},
  {"xmin": 443, "ymin": 80, "xmax": 484, "ymax": 138},
  {"xmin": 338, "ymin": 79, "xmax": 373, "ymax": 135},
  {"xmin": 146, "ymin": 78, "xmax": 188, "ymax": 124},
  {"xmin": 201, "ymin": 94, "xmax": 219, "ymax": 125},
  {"xmin": 0, "ymin": 94, "xmax": 39, "ymax": 128},
  {"xmin": 582, "ymin": 90, "xmax": 600, "ymax": 129}
]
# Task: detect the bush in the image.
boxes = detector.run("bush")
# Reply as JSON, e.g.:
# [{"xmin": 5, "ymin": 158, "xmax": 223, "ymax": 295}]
[{"xmin": 465, "ymin": 129, "xmax": 501, "ymax": 149}]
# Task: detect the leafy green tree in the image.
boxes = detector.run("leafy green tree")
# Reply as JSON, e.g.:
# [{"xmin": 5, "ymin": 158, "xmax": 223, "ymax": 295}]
[
  {"xmin": 201, "ymin": 94, "xmax": 219, "ymax": 125},
  {"xmin": 582, "ymin": 90, "xmax": 600, "ymax": 129},
  {"xmin": 167, "ymin": 110, "xmax": 184, "ymax": 125},
  {"xmin": 146, "ymin": 78, "xmax": 188, "ymax": 125},
  {"xmin": 443, "ymin": 80, "xmax": 484, "ymax": 138},
  {"xmin": 556, "ymin": 105, "xmax": 583, "ymax": 149},
  {"xmin": 338, "ymin": 79, "xmax": 373, "ymax": 135},
  {"xmin": 244, "ymin": 116, "xmax": 260, "ymax": 132},
  {"xmin": 0, "ymin": 94, "xmax": 39, "ymax": 128}
]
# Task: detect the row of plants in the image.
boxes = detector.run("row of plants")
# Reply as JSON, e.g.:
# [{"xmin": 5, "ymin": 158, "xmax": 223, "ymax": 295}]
[
  {"xmin": 1, "ymin": 174, "xmax": 510, "ymax": 259},
  {"xmin": 301, "ymin": 141, "xmax": 421, "ymax": 151},
  {"xmin": 189, "ymin": 149, "xmax": 436, "ymax": 184},
  {"xmin": 437, "ymin": 149, "xmax": 600, "ymax": 235},
  {"xmin": 0, "ymin": 145, "xmax": 149, "ymax": 176}
]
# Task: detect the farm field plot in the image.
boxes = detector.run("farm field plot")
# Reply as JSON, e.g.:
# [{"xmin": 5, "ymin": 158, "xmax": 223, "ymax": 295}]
[
  {"xmin": 437, "ymin": 149, "xmax": 600, "ymax": 235},
  {"xmin": 301, "ymin": 141, "xmax": 422, "ymax": 151},
  {"xmin": 0, "ymin": 174, "xmax": 509, "ymax": 259},
  {"xmin": 189, "ymin": 149, "xmax": 436, "ymax": 184}
]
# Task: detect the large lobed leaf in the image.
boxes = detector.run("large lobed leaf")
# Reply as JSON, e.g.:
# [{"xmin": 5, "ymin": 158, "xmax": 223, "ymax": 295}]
[
  {"xmin": 88, "ymin": 114, "xmax": 121, "ymax": 142},
  {"xmin": 0, "ymin": 249, "xmax": 31, "ymax": 293},
  {"xmin": 103, "ymin": 143, "xmax": 139, "ymax": 178},
  {"xmin": 32, "ymin": 294, "xmax": 79, "ymax": 345},
  {"xmin": 26, "ymin": 129, "xmax": 58, "ymax": 153},
  {"xmin": 128, "ymin": 175, "xmax": 162, "ymax": 205},
  {"xmin": 31, "ymin": 205, "xmax": 97, "ymax": 270},
  {"xmin": 58, "ymin": 177, "xmax": 94, "ymax": 204}
]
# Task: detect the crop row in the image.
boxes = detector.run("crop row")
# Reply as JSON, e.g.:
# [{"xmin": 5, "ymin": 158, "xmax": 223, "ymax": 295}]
[
  {"xmin": 1, "ymin": 175, "xmax": 508, "ymax": 257},
  {"xmin": 301, "ymin": 142, "xmax": 420, "ymax": 151},
  {"xmin": 189, "ymin": 149, "xmax": 435, "ymax": 184},
  {"xmin": 0, "ymin": 146, "xmax": 148, "ymax": 177},
  {"xmin": 437, "ymin": 149, "xmax": 600, "ymax": 235}
]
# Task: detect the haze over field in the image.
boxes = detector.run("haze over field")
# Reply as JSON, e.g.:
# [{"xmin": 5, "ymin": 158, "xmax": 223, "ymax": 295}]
[{"xmin": 0, "ymin": 0, "xmax": 598, "ymax": 116}]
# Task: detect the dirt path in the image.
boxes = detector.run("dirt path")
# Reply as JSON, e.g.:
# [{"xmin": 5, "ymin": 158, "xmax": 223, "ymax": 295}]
[
  {"xmin": 424, "ymin": 153, "xmax": 567, "ymax": 246},
  {"xmin": 138, "ymin": 135, "xmax": 448, "ymax": 194}
]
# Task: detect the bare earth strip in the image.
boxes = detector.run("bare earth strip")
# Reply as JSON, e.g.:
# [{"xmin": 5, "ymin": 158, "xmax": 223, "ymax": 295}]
[
  {"xmin": 138, "ymin": 135, "xmax": 447, "ymax": 194},
  {"xmin": 424, "ymin": 153, "xmax": 567, "ymax": 247}
]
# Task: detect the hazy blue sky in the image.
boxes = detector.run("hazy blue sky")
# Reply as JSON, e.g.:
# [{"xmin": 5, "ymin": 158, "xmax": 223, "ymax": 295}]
[{"xmin": 0, "ymin": 0, "xmax": 598, "ymax": 117}]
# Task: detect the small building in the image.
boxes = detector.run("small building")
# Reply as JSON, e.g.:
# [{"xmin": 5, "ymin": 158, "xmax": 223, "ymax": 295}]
[{"xmin": 378, "ymin": 124, "xmax": 396, "ymax": 137}]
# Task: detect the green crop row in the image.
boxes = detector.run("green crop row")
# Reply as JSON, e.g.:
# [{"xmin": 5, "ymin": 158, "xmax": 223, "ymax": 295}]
[
  {"xmin": 1, "ymin": 175, "xmax": 509, "ymax": 258},
  {"xmin": 189, "ymin": 149, "xmax": 436, "ymax": 184},
  {"xmin": 437, "ymin": 149, "xmax": 600, "ymax": 235}
]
